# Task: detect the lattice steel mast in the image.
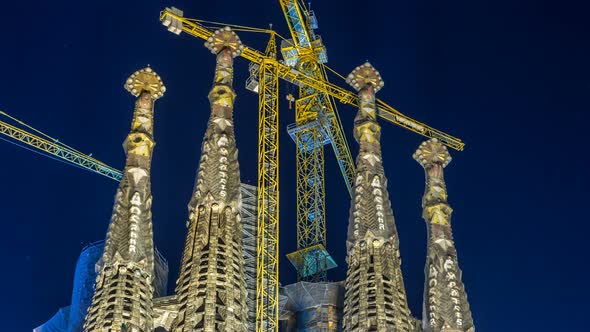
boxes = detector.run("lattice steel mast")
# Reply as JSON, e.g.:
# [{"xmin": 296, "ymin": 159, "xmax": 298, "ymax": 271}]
[
  {"xmin": 255, "ymin": 34, "xmax": 281, "ymax": 332},
  {"xmin": 280, "ymin": 0, "xmax": 340, "ymax": 282},
  {"xmin": 171, "ymin": 27, "xmax": 248, "ymax": 331},
  {"xmin": 413, "ymin": 139, "xmax": 474, "ymax": 332},
  {"xmin": 342, "ymin": 63, "xmax": 414, "ymax": 331},
  {"xmin": 83, "ymin": 67, "xmax": 166, "ymax": 331}
]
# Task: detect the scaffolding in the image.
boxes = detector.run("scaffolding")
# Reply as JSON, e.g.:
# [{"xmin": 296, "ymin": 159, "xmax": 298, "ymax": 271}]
[
  {"xmin": 34, "ymin": 241, "xmax": 169, "ymax": 332},
  {"xmin": 240, "ymin": 183, "xmax": 259, "ymax": 332},
  {"xmin": 280, "ymin": 281, "xmax": 345, "ymax": 332}
]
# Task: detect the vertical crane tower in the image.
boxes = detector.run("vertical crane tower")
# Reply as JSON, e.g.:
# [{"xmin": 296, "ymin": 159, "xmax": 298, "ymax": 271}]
[{"xmin": 279, "ymin": 0, "xmax": 347, "ymax": 283}]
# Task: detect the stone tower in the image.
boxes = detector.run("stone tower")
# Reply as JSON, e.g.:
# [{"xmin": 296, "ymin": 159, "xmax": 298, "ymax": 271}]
[
  {"xmin": 83, "ymin": 67, "xmax": 166, "ymax": 332},
  {"xmin": 172, "ymin": 27, "xmax": 248, "ymax": 331},
  {"xmin": 413, "ymin": 139, "xmax": 474, "ymax": 332},
  {"xmin": 342, "ymin": 63, "xmax": 414, "ymax": 331}
]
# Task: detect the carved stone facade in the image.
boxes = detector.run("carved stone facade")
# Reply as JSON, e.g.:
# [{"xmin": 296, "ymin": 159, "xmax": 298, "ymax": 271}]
[
  {"xmin": 171, "ymin": 27, "xmax": 248, "ymax": 332},
  {"xmin": 414, "ymin": 139, "xmax": 474, "ymax": 332},
  {"xmin": 342, "ymin": 63, "xmax": 414, "ymax": 332},
  {"xmin": 83, "ymin": 67, "xmax": 166, "ymax": 332}
]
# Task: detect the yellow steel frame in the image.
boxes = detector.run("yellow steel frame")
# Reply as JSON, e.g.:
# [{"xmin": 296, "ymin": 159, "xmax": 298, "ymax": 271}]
[
  {"xmin": 319, "ymin": 65, "xmax": 356, "ymax": 195},
  {"xmin": 255, "ymin": 35, "xmax": 281, "ymax": 332},
  {"xmin": 293, "ymin": 111, "xmax": 327, "ymax": 281},
  {"xmin": 0, "ymin": 115, "xmax": 122, "ymax": 181},
  {"xmin": 281, "ymin": 0, "xmax": 352, "ymax": 282},
  {"xmin": 159, "ymin": 10, "xmax": 465, "ymax": 151},
  {"xmin": 292, "ymin": 61, "xmax": 330, "ymax": 283}
]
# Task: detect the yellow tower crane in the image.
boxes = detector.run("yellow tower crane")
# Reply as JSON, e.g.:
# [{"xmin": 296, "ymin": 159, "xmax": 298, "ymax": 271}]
[{"xmin": 160, "ymin": 5, "xmax": 464, "ymax": 332}]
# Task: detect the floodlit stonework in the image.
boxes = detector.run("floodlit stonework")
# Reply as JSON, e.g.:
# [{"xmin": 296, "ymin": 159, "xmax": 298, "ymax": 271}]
[
  {"xmin": 414, "ymin": 139, "xmax": 474, "ymax": 332},
  {"xmin": 83, "ymin": 67, "xmax": 166, "ymax": 332},
  {"xmin": 171, "ymin": 27, "xmax": 248, "ymax": 331},
  {"xmin": 342, "ymin": 63, "xmax": 415, "ymax": 332}
]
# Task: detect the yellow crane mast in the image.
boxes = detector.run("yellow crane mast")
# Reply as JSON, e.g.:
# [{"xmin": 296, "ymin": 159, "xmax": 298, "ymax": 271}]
[
  {"xmin": 254, "ymin": 34, "xmax": 281, "ymax": 332},
  {"xmin": 0, "ymin": 111, "xmax": 122, "ymax": 181},
  {"xmin": 280, "ymin": 0, "xmax": 348, "ymax": 283}
]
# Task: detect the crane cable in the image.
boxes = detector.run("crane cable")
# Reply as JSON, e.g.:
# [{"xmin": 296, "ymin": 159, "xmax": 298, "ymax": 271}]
[{"xmin": 185, "ymin": 17, "xmax": 291, "ymax": 43}]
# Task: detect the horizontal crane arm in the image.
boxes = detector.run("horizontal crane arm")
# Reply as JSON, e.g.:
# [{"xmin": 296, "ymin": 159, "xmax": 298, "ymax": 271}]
[
  {"xmin": 0, "ymin": 117, "xmax": 122, "ymax": 181},
  {"xmin": 160, "ymin": 8, "xmax": 465, "ymax": 151},
  {"xmin": 277, "ymin": 66, "xmax": 466, "ymax": 151}
]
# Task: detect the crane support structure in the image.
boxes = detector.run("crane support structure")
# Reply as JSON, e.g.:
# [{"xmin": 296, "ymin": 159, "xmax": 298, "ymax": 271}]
[
  {"xmin": 0, "ymin": 112, "xmax": 122, "ymax": 181},
  {"xmin": 280, "ymin": 0, "xmax": 347, "ymax": 282},
  {"xmin": 255, "ymin": 35, "xmax": 281, "ymax": 332}
]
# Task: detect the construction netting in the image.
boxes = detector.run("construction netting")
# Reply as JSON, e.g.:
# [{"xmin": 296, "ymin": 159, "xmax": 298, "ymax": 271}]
[{"xmin": 280, "ymin": 281, "xmax": 345, "ymax": 332}]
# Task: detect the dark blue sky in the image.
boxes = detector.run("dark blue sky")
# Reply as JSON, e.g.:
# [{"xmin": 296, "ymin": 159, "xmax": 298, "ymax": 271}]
[{"xmin": 1, "ymin": 0, "xmax": 588, "ymax": 331}]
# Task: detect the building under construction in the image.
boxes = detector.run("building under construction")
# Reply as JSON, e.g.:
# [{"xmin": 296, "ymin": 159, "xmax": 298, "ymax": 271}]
[
  {"xmin": 28, "ymin": 2, "xmax": 475, "ymax": 332},
  {"xmin": 34, "ymin": 61, "xmax": 473, "ymax": 332}
]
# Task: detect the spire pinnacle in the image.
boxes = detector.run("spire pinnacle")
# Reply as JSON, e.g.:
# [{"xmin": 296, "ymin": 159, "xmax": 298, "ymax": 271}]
[
  {"xmin": 413, "ymin": 138, "xmax": 452, "ymax": 169},
  {"xmin": 346, "ymin": 62, "xmax": 384, "ymax": 92},
  {"xmin": 124, "ymin": 67, "xmax": 166, "ymax": 99},
  {"xmin": 414, "ymin": 139, "xmax": 474, "ymax": 331},
  {"xmin": 173, "ymin": 28, "xmax": 247, "ymax": 331},
  {"xmin": 204, "ymin": 26, "xmax": 245, "ymax": 57}
]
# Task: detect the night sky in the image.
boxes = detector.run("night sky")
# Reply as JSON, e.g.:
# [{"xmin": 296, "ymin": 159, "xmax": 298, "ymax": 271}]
[{"xmin": 1, "ymin": 0, "xmax": 588, "ymax": 331}]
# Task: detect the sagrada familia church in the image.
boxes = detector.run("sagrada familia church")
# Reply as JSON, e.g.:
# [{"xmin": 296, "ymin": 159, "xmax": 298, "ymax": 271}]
[{"xmin": 36, "ymin": 26, "xmax": 474, "ymax": 332}]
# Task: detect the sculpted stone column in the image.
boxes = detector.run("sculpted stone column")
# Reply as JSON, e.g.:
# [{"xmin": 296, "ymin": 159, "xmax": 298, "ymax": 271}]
[
  {"xmin": 172, "ymin": 27, "xmax": 248, "ymax": 332},
  {"xmin": 84, "ymin": 67, "xmax": 165, "ymax": 332},
  {"xmin": 414, "ymin": 138, "xmax": 474, "ymax": 332},
  {"xmin": 342, "ymin": 63, "xmax": 414, "ymax": 332}
]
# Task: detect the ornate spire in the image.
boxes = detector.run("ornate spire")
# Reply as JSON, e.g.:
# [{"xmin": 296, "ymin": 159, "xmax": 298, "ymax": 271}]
[
  {"xmin": 414, "ymin": 138, "xmax": 474, "ymax": 332},
  {"xmin": 84, "ymin": 67, "xmax": 165, "ymax": 332},
  {"xmin": 343, "ymin": 63, "xmax": 414, "ymax": 331},
  {"xmin": 172, "ymin": 27, "xmax": 248, "ymax": 331}
]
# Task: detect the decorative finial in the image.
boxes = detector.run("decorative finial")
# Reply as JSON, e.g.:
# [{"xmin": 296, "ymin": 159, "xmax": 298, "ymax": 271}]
[
  {"xmin": 204, "ymin": 26, "xmax": 244, "ymax": 57},
  {"xmin": 124, "ymin": 67, "xmax": 166, "ymax": 99},
  {"xmin": 413, "ymin": 138, "xmax": 452, "ymax": 168},
  {"xmin": 346, "ymin": 62, "xmax": 384, "ymax": 92}
]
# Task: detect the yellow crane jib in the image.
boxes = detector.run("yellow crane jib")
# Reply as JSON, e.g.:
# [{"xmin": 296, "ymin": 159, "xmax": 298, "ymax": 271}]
[
  {"xmin": 0, "ymin": 111, "xmax": 122, "ymax": 181},
  {"xmin": 159, "ymin": 7, "xmax": 463, "ymax": 151}
]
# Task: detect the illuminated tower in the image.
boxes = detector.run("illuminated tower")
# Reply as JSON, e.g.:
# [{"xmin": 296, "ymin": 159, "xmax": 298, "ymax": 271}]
[
  {"xmin": 172, "ymin": 27, "xmax": 248, "ymax": 332},
  {"xmin": 413, "ymin": 139, "xmax": 474, "ymax": 332},
  {"xmin": 83, "ymin": 67, "xmax": 166, "ymax": 332},
  {"xmin": 342, "ymin": 63, "xmax": 414, "ymax": 331}
]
